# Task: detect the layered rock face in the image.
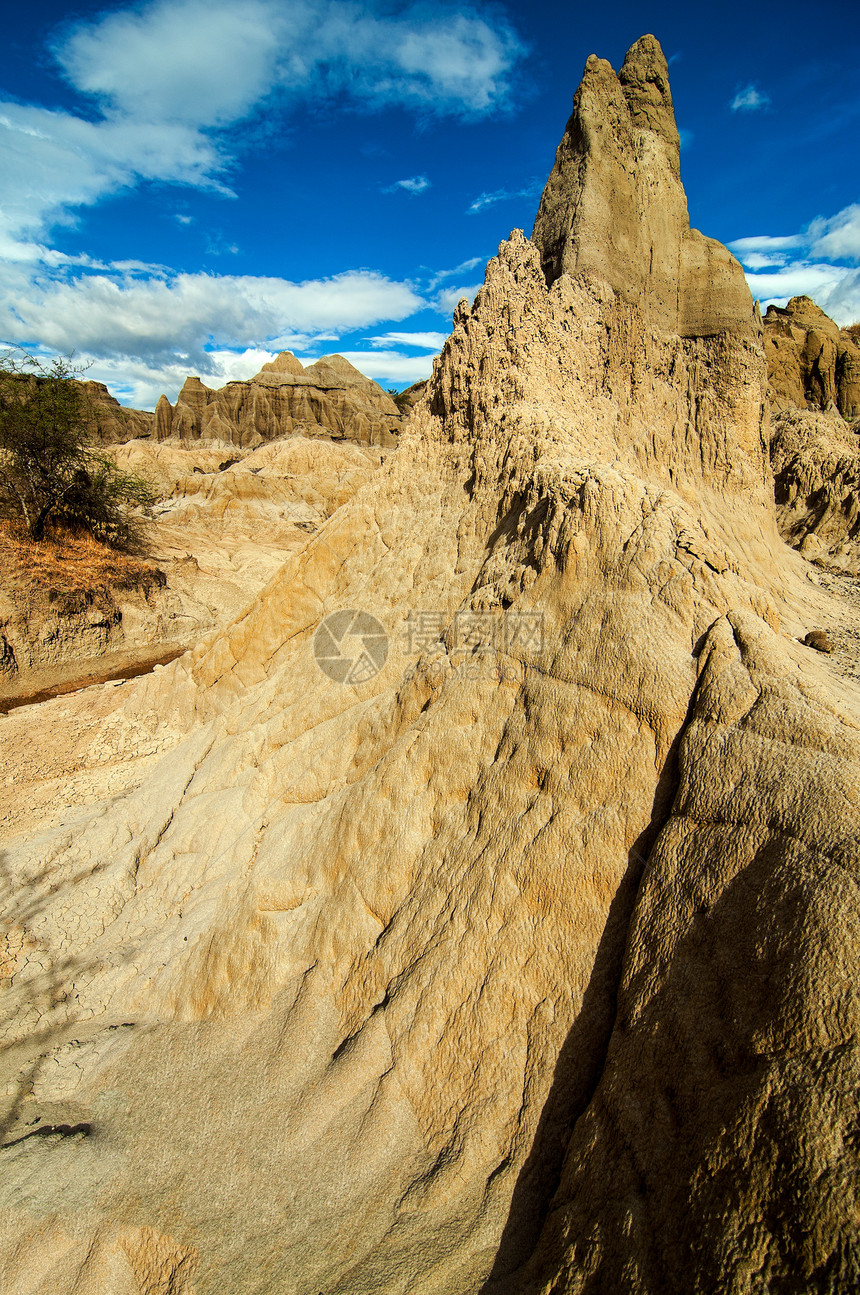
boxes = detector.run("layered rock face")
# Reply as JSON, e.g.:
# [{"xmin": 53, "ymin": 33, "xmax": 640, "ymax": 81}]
[
  {"xmin": 153, "ymin": 352, "xmax": 404, "ymax": 448},
  {"xmin": 81, "ymin": 380, "xmax": 153, "ymax": 444},
  {"xmin": 764, "ymin": 297, "xmax": 860, "ymax": 572},
  {"xmin": 1, "ymin": 36, "xmax": 858, "ymax": 1295},
  {"xmin": 531, "ymin": 35, "xmax": 754, "ymax": 337},
  {"xmin": 765, "ymin": 295, "xmax": 860, "ymax": 418}
]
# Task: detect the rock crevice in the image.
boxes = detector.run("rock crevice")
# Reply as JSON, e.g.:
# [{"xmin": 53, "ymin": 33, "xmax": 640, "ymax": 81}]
[{"xmin": 0, "ymin": 33, "xmax": 857, "ymax": 1295}]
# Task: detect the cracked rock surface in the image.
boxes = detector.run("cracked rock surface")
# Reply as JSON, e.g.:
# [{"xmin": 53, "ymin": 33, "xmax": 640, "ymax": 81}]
[{"xmin": 1, "ymin": 35, "xmax": 858, "ymax": 1295}]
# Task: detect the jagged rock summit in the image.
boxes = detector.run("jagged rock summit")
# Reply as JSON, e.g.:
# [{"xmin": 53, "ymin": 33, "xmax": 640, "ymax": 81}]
[
  {"xmin": 1, "ymin": 36, "xmax": 858, "ymax": 1295},
  {"xmin": 532, "ymin": 35, "xmax": 754, "ymax": 336},
  {"xmin": 82, "ymin": 379, "xmax": 153, "ymax": 443},
  {"xmin": 153, "ymin": 351, "xmax": 403, "ymax": 447}
]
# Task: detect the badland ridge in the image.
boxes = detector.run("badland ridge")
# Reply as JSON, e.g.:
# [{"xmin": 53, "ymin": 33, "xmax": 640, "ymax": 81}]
[{"xmin": 0, "ymin": 34, "xmax": 858, "ymax": 1295}]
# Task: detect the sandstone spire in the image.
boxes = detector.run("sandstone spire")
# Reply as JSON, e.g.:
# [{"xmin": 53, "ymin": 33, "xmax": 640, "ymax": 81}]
[
  {"xmin": 0, "ymin": 35, "xmax": 857, "ymax": 1295},
  {"xmin": 532, "ymin": 34, "xmax": 754, "ymax": 336}
]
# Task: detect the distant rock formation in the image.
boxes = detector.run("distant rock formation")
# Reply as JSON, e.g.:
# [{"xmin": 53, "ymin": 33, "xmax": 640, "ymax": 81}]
[
  {"xmin": 765, "ymin": 295, "xmax": 860, "ymax": 418},
  {"xmin": 153, "ymin": 352, "xmax": 404, "ymax": 448},
  {"xmin": 396, "ymin": 378, "xmax": 428, "ymax": 410},
  {"xmin": 1, "ymin": 35, "xmax": 857, "ymax": 1295},
  {"xmin": 81, "ymin": 379, "xmax": 153, "ymax": 443}
]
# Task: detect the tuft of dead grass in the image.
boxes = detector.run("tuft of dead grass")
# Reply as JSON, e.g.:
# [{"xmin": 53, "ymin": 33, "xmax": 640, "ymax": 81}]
[{"xmin": 0, "ymin": 519, "xmax": 161, "ymax": 596}]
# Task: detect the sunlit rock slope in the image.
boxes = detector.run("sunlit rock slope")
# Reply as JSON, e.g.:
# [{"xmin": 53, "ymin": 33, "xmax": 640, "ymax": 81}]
[{"xmin": 0, "ymin": 35, "xmax": 857, "ymax": 1295}]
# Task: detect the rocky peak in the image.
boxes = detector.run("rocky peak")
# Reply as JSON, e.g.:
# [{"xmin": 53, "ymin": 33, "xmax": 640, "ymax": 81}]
[
  {"xmin": 618, "ymin": 33, "xmax": 679, "ymax": 146},
  {"xmin": 79, "ymin": 379, "xmax": 153, "ymax": 443},
  {"xmin": 531, "ymin": 35, "xmax": 754, "ymax": 337},
  {"xmin": 153, "ymin": 352, "xmax": 402, "ymax": 447},
  {"xmin": 303, "ymin": 354, "xmax": 380, "ymax": 389},
  {"xmin": 256, "ymin": 350, "xmax": 306, "ymax": 379}
]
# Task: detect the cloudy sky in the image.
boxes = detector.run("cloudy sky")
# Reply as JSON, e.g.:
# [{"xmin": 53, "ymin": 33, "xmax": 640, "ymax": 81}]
[{"xmin": 2, "ymin": 0, "xmax": 859, "ymax": 408}]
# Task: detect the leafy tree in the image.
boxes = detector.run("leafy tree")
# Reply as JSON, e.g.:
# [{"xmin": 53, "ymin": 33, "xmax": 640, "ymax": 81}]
[
  {"xmin": 0, "ymin": 350, "xmax": 155, "ymax": 547},
  {"xmin": 387, "ymin": 386, "xmax": 413, "ymax": 414}
]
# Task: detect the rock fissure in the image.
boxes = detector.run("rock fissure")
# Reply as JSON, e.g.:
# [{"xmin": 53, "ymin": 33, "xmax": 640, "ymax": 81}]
[{"xmin": 0, "ymin": 30, "xmax": 858, "ymax": 1295}]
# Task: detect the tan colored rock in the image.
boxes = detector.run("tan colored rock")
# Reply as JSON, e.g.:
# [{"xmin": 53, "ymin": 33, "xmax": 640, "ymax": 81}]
[
  {"xmin": 508, "ymin": 611, "xmax": 860, "ymax": 1295},
  {"xmin": 0, "ymin": 34, "xmax": 857, "ymax": 1295},
  {"xmin": 803, "ymin": 628, "xmax": 833, "ymax": 652},
  {"xmin": 397, "ymin": 378, "xmax": 428, "ymax": 410},
  {"xmin": 769, "ymin": 406, "xmax": 860, "ymax": 573},
  {"xmin": 80, "ymin": 380, "xmax": 153, "ymax": 443},
  {"xmin": 0, "ymin": 437, "xmax": 382, "ymax": 706},
  {"xmin": 154, "ymin": 352, "xmax": 404, "ymax": 448},
  {"xmin": 531, "ymin": 35, "xmax": 755, "ymax": 337},
  {"xmin": 762, "ymin": 298, "xmax": 860, "ymax": 574},
  {"xmin": 765, "ymin": 295, "xmax": 860, "ymax": 419}
]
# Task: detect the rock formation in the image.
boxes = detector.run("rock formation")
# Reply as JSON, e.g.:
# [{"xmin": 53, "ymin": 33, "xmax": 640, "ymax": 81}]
[
  {"xmin": 1, "ymin": 35, "xmax": 857, "ymax": 1295},
  {"xmin": 770, "ymin": 406, "xmax": 860, "ymax": 573},
  {"xmin": 0, "ymin": 437, "xmax": 382, "ymax": 706},
  {"xmin": 396, "ymin": 378, "xmax": 428, "ymax": 410},
  {"xmin": 81, "ymin": 380, "xmax": 153, "ymax": 444},
  {"xmin": 763, "ymin": 297, "xmax": 860, "ymax": 573},
  {"xmin": 765, "ymin": 295, "xmax": 860, "ymax": 418},
  {"xmin": 531, "ymin": 35, "xmax": 754, "ymax": 337},
  {"xmin": 153, "ymin": 352, "xmax": 404, "ymax": 448}
]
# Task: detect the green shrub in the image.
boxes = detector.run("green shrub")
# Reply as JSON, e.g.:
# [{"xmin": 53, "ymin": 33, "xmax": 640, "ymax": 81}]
[{"xmin": 0, "ymin": 350, "xmax": 155, "ymax": 548}]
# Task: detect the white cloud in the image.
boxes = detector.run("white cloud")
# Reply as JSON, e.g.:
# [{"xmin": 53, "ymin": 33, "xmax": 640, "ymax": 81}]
[
  {"xmin": 818, "ymin": 270, "xmax": 860, "ymax": 326},
  {"xmin": 58, "ymin": 0, "xmax": 523, "ymax": 123},
  {"xmin": 807, "ymin": 205, "xmax": 860, "ymax": 262},
  {"xmin": 0, "ymin": 102, "xmax": 227, "ymax": 245},
  {"xmin": 0, "ymin": 0, "xmax": 524, "ymax": 253},
  {"xmin": 729, "ymin": 234, "xmax": 804, "ymax": 257},
  {"xmin": 466, "ymin": 180, "xmax": 541, "ymax": 214},
  {"xmin": 427, "ymin": 256, "xmax": 484, "ymax": 290},
  {"xmin": 56, "ymin": 0, "xmax": 280, "ymax": 129},
  {"xmin": 435, "ymin": 283, "xmax": 483, "ymax": 313},
  {"xmin": 730, "ymin": 84, "xmax": 770, "ymax": 112},
  {"xmin": 334, "ymin": 349, "xmax": 439, "ymax": 384},
  {"xmin": 730, "ymin": 204, "xmax": 860, "ymax": 326},
  {"xmin": 743, "ymin": 264, "xmax": 850, "ymax": 302},
  {"xmin": 368, "ymin": 331, "xmax": 447, "ymax": 350},
  {"xmin": 384, "ymin": 176, "xmax": 431, "ymax": 195},
  {"xmin": 0, "ymin": 261, "xmax": 425, "ymax": 373},
  {"xmin": 737, "ymin": 252, "xmax": 787, "ymax": 270}
]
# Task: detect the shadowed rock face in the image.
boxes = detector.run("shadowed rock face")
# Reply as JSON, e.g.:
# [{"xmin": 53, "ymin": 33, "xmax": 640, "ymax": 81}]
[
  {"xmin": 532, "ymin": 35, "xmax": 755, "ymax": 337},
  {"xmin": 153, "ymin": 352, "xmax": 404, "ymax": 448},
  {"xmin": 0, "ymin": 36, "xmax": 858, "ymax": 1295},
  {"xmin": 765, "ymin": 296, "xmax": 860, "ymax": 419},
  {"xmin": 770, "ymin": 406, "xmax": 860, "ymax": 573},
  {"xmin": 82, "ymin": 380, "xmax": 153, "ymax": 444},
  {"xmin": 764, "ymin": 297, "xmax": 860, "ymax": 573}
]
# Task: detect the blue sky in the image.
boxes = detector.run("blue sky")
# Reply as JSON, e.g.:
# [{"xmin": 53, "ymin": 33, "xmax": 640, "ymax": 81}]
[{"xmin": 2, "ymin": 0, "xmax": 859, "ymax": 408}]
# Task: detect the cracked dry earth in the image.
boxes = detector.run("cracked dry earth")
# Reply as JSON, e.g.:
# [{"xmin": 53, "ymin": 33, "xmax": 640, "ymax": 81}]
[{"xmin": 0, "ymin": 34, "xmax": 859, "ymax": 1295}]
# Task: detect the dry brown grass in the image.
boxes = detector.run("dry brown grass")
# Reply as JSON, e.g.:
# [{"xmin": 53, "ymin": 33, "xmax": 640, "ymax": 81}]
[{"xmin": 0, "ymin": 519, "xmax": 159, "ymax": 595}]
